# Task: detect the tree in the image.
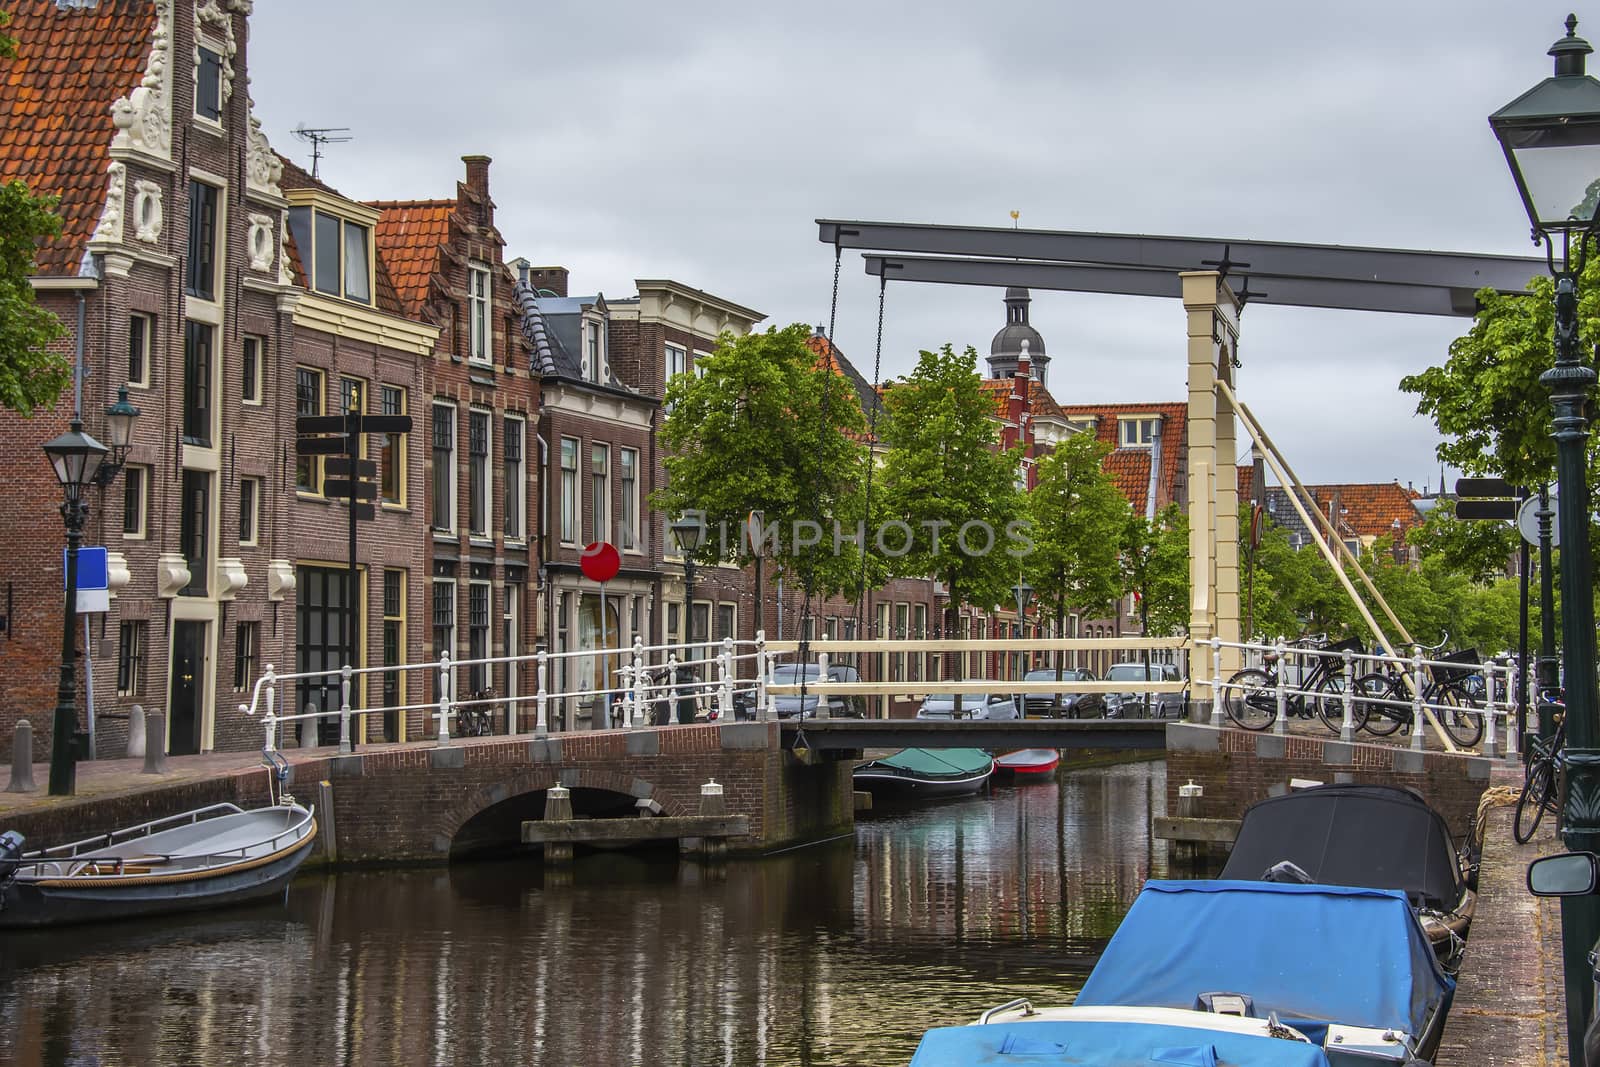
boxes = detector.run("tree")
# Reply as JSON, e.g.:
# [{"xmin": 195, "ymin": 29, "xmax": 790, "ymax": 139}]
[
  {"xmin": 877, "ymin": 344, "xmax": 1024, "ymax": 696},
  {"xmin": 0, "ymin": 11, "xmax": 71, "ymax": 415},
  {"xmin": 1119, "ymin": 504, "xmax": 1189, "ymax": 710},
  {"xmin": 1022, "ymin": 430, "xmax": 1129, "ymax": 709},
  {"xmin": 654, "ymin": 323, "xmax": 873, "ymax": 603},
  {"xmin": 1405, "ymin": 507, "xmax": 1520, "ymax": 585}
]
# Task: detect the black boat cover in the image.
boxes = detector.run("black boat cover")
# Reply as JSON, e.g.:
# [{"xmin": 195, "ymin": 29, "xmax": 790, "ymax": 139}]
[{"xmin": 1218, "ymin": 784, "xmax": 1463, "ymax": 909}]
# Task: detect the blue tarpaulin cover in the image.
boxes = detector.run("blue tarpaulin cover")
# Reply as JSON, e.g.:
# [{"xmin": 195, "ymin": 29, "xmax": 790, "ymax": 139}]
[
  {"xmin": 908, "ymin": 1019, "xmax": 1333, "ymax": 1066},
  {"xmin": 1075, "ymin": 880, "xmax": 1453, "ymax": 1044}
]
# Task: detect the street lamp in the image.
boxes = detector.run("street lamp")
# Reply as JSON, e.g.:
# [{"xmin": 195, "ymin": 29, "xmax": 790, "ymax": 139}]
[
  {"xmin": 1012, "ymin": 579, "xmax": 1034, "ymax": 688},
  {"xmin": 1490, "ymin": 16, "xmax": 1600, "ymax": 1061},
  {"xmin": 93, "ymin": 385, "xmax": 141, "ymax": 487},
  {"xmin": 670, "ymin": 513, "xmax": 706, "ymax": 724},
  {"xmin": 41, "ymin": 420, "xmax": 109, "ymax": 796}
]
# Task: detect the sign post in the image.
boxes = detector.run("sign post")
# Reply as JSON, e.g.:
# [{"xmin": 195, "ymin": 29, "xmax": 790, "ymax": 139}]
[{"xmin": 581, "ymin": 542, "xmax": 621, "ymax": 728}]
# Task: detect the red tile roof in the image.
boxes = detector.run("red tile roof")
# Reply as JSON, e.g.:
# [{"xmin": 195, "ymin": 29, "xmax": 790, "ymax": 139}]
[
  {"xmin": 977, "ymin": 378, "xmax": 1016, "ymax": 420},
  {"xmin": 1060, "ymin": 401, "xmax": 1188, "ymax": 515},
  {"xmin": 0, "ymin": 3, "xmax": 154, "ymax": 275},
  {"xmin": 1297, "ymin": 482, "xmax": 1423, "ymax": 540},
  {"xmin": 367, "ymin": 199, "xmax": 453, "ymax": 320}
]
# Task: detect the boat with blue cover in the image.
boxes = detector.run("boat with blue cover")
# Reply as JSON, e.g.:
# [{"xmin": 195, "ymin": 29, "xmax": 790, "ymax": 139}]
[
  {"xmin": 909, "ymin": 879, "xmax": 1454, "ymax": 1066},
  {"xmin": 851, "ymin": 748, "xmax": 994, "ymax": 800}
]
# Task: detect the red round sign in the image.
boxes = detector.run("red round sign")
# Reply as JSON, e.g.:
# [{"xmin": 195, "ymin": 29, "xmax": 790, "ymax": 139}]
[{"xmin": 580, "ymin": 541, "xmax": 621, "ymax": 582}]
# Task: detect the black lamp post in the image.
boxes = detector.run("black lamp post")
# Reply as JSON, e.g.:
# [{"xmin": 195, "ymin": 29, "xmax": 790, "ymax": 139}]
[
  {"xmin": 1491, "ymin": 16, "xmax": 1600, "ymax": 1060},
  {"xmin": 670, "ymin": 512, "xmax": 706, "ymax": 724},
  {"xmin": 41, "ymin": 421, "xmax": 109, "ymax": 796}
]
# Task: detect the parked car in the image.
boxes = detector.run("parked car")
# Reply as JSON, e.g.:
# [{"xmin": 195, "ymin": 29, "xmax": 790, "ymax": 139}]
[
  {"xmin": 770, "ymin": 662, "xmax": 866, "ymax": 719},
  {"xmin": 916, "ymin": 689, "xmax": 1021, "ymax": 721},
  {"xmin": 1105, "ymin": 661, "xmax": 1187, "ymax": 718},
  {"xmin": 1019, "ymin": 667, "xmax": 1109, "ymax": 719}
]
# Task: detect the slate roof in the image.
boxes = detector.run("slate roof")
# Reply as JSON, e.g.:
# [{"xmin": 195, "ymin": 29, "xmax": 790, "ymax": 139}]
[
  {"xmin": 0, "ymin": 2, "xmax": 154, "ymax": 276},
  {"xmin": 805, "ymin": 332, "xmax": 882, "ymax": 420}
]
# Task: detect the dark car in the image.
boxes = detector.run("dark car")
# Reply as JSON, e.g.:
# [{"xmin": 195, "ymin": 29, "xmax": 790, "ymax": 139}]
[
  {"xmin": 1527, "ymin": 852, "xmax": 1600, "ymax": 1065},
  {"xmin": 1105, "ymin": 661, "xmax": 1187, "ymax": 719},
  {"xmin": 771, "ymin": 663, "xmax": 866, "ymax": 719},
  {"xmin": 1019, "ymin": 667, "xmax": 1108, "ymax": 719}
]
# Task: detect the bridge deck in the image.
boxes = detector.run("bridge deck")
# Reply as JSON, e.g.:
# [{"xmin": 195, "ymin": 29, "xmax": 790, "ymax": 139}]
[{"xmin": 779, "ymin": 718, "xmax": 1168, "ymax": 751}]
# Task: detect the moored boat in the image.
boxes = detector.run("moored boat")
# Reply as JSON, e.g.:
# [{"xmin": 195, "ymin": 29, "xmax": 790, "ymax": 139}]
[
  {"xmin": 852, "ymin": 748, "xmax": 994, "ymax": 800},
  {"xmin": 993, "ymin": 748, "xmax": 1060, "ymax": 778},
  {"xmin": 0, "ymin": 800, "xmax": 317, "ymax": 930}
]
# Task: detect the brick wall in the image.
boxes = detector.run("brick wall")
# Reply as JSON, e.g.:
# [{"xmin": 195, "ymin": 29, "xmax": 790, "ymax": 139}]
[{"xmin": 1165, "ymin": 721, "xmax": 1493, "ymax": 841}]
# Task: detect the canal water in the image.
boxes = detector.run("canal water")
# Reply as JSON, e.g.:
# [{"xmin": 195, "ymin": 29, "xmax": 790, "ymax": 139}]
[{"xmin": 0, "ymin": 760, "xmax": 1171, "ymax": 1067}]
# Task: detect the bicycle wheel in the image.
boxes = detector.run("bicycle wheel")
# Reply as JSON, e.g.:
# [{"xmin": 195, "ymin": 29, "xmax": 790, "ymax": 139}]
[
  {"xmin": 1437, "ymin": 685, "xmax": 1485, "ymax": 748},
  {"xmin": 1515, "ymin": 758, "xmax": 1555, "ymax": 844},
  {"xmin": 1315, "ymin": 673, "xmax": 1372, "ymax": 734},
  {"xmin": 1356, "ymin": 674, "xmax": 1406, "ymax": 736},
  {"xmin": 1223, "ymin": 668, "xmax": 1276, "ymax": 730}
]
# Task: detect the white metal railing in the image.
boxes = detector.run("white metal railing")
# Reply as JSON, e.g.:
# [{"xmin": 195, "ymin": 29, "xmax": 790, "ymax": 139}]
[{"xmin": 1198, "ymin": 635, "xmax": 1517, "ymax": 758}]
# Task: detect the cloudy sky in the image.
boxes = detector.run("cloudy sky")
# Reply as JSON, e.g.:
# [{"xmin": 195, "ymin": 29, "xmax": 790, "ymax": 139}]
[{"xmin": 249, "ymin": 1, "xmax": 1567, "ymax": 487}]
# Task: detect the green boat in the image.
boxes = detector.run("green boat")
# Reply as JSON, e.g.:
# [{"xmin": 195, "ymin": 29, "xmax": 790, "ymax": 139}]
[{"xmin": 852, "ymin": 748, "xmax": 995, "ymax": 800}]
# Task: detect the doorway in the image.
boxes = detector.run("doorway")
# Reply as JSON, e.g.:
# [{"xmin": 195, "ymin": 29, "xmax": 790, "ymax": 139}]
[{"xmin": 168, "ymin": 620, "xmax": 207, "ymax": 755}]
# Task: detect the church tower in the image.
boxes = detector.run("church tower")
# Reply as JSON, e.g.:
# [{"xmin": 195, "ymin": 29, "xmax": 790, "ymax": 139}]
[{"xmin": 987, "ymin": 287, "xmax": 1050, "ymax": 388}]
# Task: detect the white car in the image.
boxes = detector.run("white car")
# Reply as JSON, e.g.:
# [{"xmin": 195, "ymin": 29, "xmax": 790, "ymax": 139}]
[{"xmin": 916, "ymin": 690, "xmax": 1021, "ymax": 721}]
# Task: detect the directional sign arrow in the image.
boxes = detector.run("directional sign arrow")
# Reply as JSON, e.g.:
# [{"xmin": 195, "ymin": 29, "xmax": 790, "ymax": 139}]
[
  {"xmin": 1455, "ymin": 477, "xmax": 1516, "ymax": 499},
  {"xmin": 296, "ymin": 414, "xmax": 348, "ymax": 435},
  {"xmin": 1455, "ymin": 498, "xmax": 1517, "ymax": 521},
  {"xmin": 296, "ymin": 436, "xmax": 348, "ymax": 456},
  {"xmin": 324, "ymin": 478, "xmax": 378, "ymax": 501},
  {"xmin": 325, "ymin": 457, "xmax": 378, "ymax": 479}
]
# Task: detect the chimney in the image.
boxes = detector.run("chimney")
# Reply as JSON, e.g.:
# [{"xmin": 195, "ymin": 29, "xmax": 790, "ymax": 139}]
[
  {"xmin": 462, "ymin": 155, "xmax": 491, "ymax": 197},
  {"xmin": 528, "ymin": 266, "xmax": 569, "ymax": 298}
]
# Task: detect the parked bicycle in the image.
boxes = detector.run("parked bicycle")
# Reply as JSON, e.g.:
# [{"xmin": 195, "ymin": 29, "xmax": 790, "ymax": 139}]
[
  {"xmin": 1351, "ymin": 647, "xmax": 1486, "ymax": 748},
  {"xmin": 457, "ymin": 688, "xmax": 495, "ymax": 736},
  {"xmin": 1515, "ymin": 690, "xmax": 1566, "ymax": 844},
  {"xmin": 1222, "ymin": 635, "xmax": 1372, "ymax": 733}
]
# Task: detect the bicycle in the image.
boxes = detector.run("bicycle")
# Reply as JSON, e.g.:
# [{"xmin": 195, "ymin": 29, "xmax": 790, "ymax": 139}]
[
  {"xmin": 457, "ymin": 688, "xmax": 495, "ymax": 736},
  {"xmin": 1222, "ymin": 635, "xmax": 1370, "ymax": 733},
  {"xmin": 1515, "ymin": 692, "xmax": 1566, "ymax": 844},
  {"xmin": 1351, "ymin": 647, "xmax": 1486, "ymax": 748}
]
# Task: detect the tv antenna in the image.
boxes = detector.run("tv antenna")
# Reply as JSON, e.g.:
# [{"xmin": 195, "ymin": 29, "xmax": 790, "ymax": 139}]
[{"xmin": 292, "ymin": 125, "xmax": 353, "ymax": 179}]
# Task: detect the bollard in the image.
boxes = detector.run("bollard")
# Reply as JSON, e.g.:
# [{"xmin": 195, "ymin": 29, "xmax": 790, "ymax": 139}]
[
  {"xmin": 125, "ymin": 704, "xmax": 146, "ymax": 759},
  {"xmin": 1175, "ymin": 779, "xmax": 1202, "ymax": 864},
  {"xmin": 1273, "ymin": 639, "xmax": 1288, "ymax": 737},
  {"xmin": 300, "ymin": 702, "xmax": 320, "ymax": 749},
  {"xmin": 699, "ymin": 779, "xmax": 727, "ymax": 859},
  {"xmin": 142, "ymin": 711, "xmax": 168, "ymax": 774},
  {"xmin": 543, "ymin": 784, "xmax": 574, "ymax": 865},
  {"xmin": 6, "ymin": 720, "xmax": 36, "ymax": 792}
]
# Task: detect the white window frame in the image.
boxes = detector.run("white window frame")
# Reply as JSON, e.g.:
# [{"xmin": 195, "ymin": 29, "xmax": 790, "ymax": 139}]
[
  {"xmin": 193, "ymin": 38, "xmax": 226, "ymax": 127},
  {"xmin": 128, "ymin": 313, "xmax": 153, "ymax": 389},
  {"xmin": 591, "ymin": 442, "xmax": 610, "ymax": 545},
  {"xmin": 1118, "ymin": 416, "xmax": 1158, "ymax": 448},
  {"xmin": 620, "ymin": 447, "xmax": 640, "ymax": 552},
  {"xmin": 583, "ymin": 316, "xmax": 605, "ymax": 383},
  {"xmin": 504, "ymin": 415, "xmax": 526, "ymax": 543},
  {"xmin": 122, "ymin": 463, "xmax": 149, "ymax": 540},
  {"xmin": 468, "ymin": 407, "xmax": 493, "ymax": 540},
  {"xmin": 468, "ymin": 263, "xmax": 492, "ymax": 366},
  {"xmin": 560, "ymin": 436, "xmax": 580, "ymax": 546},
  {"xmin": 241, "ymin": 335, "xmax": 263, "ymax": 406},
  {"xmin": 432, "ymin": 577, "xmax": 457, "ymax": 666},
  {"xmin": 239, "ymin": 476, "xmax": 260, "ymax": 547},
  {"xmin": 432, "ymin": 401, "xmax": 457, "ymax": 533}
]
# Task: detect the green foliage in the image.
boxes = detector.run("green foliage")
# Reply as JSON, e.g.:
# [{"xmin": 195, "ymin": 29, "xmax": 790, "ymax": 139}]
[
  {"xmin": 1406, "ymin": 507, "xmax": 1520, "ymax": 585},
  {"xmin": 0, "ymin": 10, "xmax": 14, "ymax": 60},
  {"xmin": 653, "ymin": 323, "xmax": 874, "ymax": 599},
  {"xmin": 877, "ymin": 344, "xmax": 1024, "ymax": 615},
  {"xmin": 1022, "ymin": 431, "xmax": 1129, "ymax": 628},
  {"xmin": 1242, "ymin": 510, "xmax": 1358, "ymax": 641},
  {"xmin": 1120, "ymin": 504, "xmax": 1189, "ymax": 637},
  {"xmin": 0, "ymin": 179, "xmax": 71, "ymax": 416}
]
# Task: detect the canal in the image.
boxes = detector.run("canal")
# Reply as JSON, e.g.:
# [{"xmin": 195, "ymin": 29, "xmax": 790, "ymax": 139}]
[{"xmin": 0, "ymin": 760, "xmax": 1170, "ymax": 1067}]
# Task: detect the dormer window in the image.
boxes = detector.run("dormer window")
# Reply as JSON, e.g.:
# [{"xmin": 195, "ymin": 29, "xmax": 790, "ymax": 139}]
[
  {"xmin": 1065, "ymin": 417, "xmax": 1097, "ymax": 436},
  {"xmin": 1118, "ymin": 416, "xmax": 1159, "ymax": 448},
  {"xmin": 468, "ymin": 264, "xmax": 492, "ymax": 365},
  {"xmin": 288, "ymin": 206, "xmax": 372, "ymax": 305},
  {"xmin": 195, "ymin": 44, "xmax": 224, "ymax": 122},
  {"xmin": 583, "ymin": 317, "xmax": 605, "ymax": 384}
]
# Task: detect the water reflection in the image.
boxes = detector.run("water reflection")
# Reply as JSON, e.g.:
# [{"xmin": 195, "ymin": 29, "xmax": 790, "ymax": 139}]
[{"xmin": 0, "ymin": 761, "xmax": 1167, "ymax": 1067}]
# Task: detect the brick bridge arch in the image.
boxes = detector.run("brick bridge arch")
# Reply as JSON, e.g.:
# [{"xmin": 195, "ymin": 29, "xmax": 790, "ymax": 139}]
[{"xmin": 429, "ymin": 767, "xmax": 688, "ymax": 853}]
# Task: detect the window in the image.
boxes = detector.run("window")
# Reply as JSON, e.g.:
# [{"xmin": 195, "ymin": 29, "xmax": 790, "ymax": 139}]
[
  {"xmin": 195, "ymin": 45, "xmax": 223, "ymax": 122},
  {"xmin": 382, "ymin": 570, "xmax": 405, "ymax": 710},
  {"xmin": 468, "ymin": 264, "xmax": 491, "ymax": 365},
  {"xmin": 296, "ymin": 368, "xmax": 323, "ymax": 493},
  {"xmin": 560, "ymin": 437, "xmax": 579, "ymax": 544},
  {"xmin": 690, "ymin": 602, "xmax": 711, "ymax": 655},
  {"xmin": 239, "ymin": 477, "xmax": 259, "ymax": 546},
  {"xmin": 619, "ymin": 447, "xmax": 639, "ymax": 550},
  {"xmin": 122, "ymin": 465, "xmax": 147, "ymax": 538},
  {"xmin": 287, "ymin": 207, "xmax": 372, "ymax": 305},
  {"xmin": 233, "ymin": 621, "xmax": 259, "ymax": 691},
  {"xmin": 179, "ymin": 470, "xmax": 210, "ymax": 596},
  {"xmin": 241, "ymin": 336, "xmax": 262, "ymax": 404},
  {"xmin": 340, "ymin": 376, "xmax": 364, "ymax": 421},
  {"xmin": 667, "ymin": 602, "xmax": 682, "ymax": 647},
  {"xmin": 117, "ymin": 620, "xmax": 146, "ymax": 695},
  {"xmin": 503, "ymin": 583, "xmax": 521, "ymax": 704},
  {"xmin": 432, "ymin": 578, "xmax": 456, "ymax": 663},
  {"xmin": 468, "ymin": 410, "xmax": 491, "ymax": 538},
  {"xmin": 431, "ymin": 402, "xmax": 456, "ymax": 532},
  {"xmin": 1066, "ymin": 417, "xmax": 1097, "ymax": 436},
  {"xmin": 584, "ymin": 320, "xmax": 603, "ymax": 383},
  {"xmin": 503, "ymin": 416, "xmax": 524, "ymax": 541},
  {"xmin": 1118, "ymin": 416, "xmax": 1158, "ymax": 448},
  {"xmin": 664, "ymin": 344, "xmax": 687, "ymax": 408},
  {"xmin": 185, "ymin": 181, "xmax": 218, "ymax": 300},
  {"xmin": 591, "ymin": 443, "xmax": 609, "ymax": 543},
  {"xmin": 182, "ymin": 321, "xmax": 213, "ymax": 445},
  {"xmin": 379, "ymin": 385, "xmax": 405, "ymax": 506},
  {"xmin": 895, "ymin": 603, "xmax": 910, "ymax": 681},
  {"xmin": 717, "ymin": 604, "xmax": 735, "ymax": 643},
  {"xmin": 128, "ymin": 314, "xmax": 152, "ymax": 387},
  {"xmin": 468, "ymin": 582, "xmax": 491, "ymax": 693}
]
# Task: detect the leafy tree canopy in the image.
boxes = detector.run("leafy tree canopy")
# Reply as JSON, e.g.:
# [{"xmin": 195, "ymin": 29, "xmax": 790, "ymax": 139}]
[
  {"xmin": 1022, "ymin": 430, "xmax": 1129, "ymax": 626},
  {"xmin": 1120, "ymin": 504, "xmax": 1189, "ymax": 638}
]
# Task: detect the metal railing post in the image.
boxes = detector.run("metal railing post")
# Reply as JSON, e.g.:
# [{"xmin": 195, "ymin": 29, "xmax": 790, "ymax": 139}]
[
  {"xmin": 1504, "ymin": 663, "xmax": 1519, "ymax": 760},
  {"xmin": 1484, "ymin": 661, "xmax": 1499, "ymax": 758},
  {"xmin": 764, "ymin": 651, "xmax": 778, "ymax": 721},
  {"xmin": 754, "ymin": 632, "xmax": 769, "ymax": 722},
  {"xmin": 1273, "ymin": 638, "xmax": 1289, "ymax": 736},
  {"xmin": 1209, "ymin": 638, "xmax": 1224, "ymax": 728},
  {"xmin": 535, "ymin": 650, "xmax": 549, "ymax": 738},
  {"xmin": 338, "ymin": 664, "xmax": 354, "ymax": 755},
  {"xmin": 1340, "ymin": 647, "xmax": 1356, "ymax": 742},
  {"xmin": 816, "ymin": 649, "xmax": 831, "ymax": 720},
  {"xmin": 436, "ymin": 650, "xmax": 453, "ymax": 747},
  {"xmin": 1411, "ymin": 646, "xmax": 1426, "ymax": 752},
  {"xmin": 632, "ymin": 637, "xmax": 647, "ymax": 728},
  {"xmin": 718, "ymin": 638, "xmax": 734, "ymax": 721},
  {"xmin": 666, "ymin": 652, "xmax": 680, "ymax": 727}
]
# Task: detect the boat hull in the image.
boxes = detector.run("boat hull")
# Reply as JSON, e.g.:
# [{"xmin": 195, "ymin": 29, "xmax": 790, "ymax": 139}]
[
  {"xmin": 853, "ymin": 765, "xmax": 993, "ymax": 800},
  {"xmin": 995, "ymin": 749, "xmax": 1060, "ymax": 777}
]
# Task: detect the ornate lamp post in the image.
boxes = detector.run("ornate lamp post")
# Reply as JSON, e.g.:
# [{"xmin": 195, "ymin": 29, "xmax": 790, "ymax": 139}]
[
  {"xmin": 41, "ymin": 421, "xmax": 109, "ymax": 796},
  {"xmin": 1490, "ymin": 16, "xmax": 1600, "ymax": 1059},
  {"xmin": 670, "ymin": 513, "xmax": 706, "ymax": 724},
  {"xmin": 93, "ymin": 385, "xmax": 141, "ymax": 486}
]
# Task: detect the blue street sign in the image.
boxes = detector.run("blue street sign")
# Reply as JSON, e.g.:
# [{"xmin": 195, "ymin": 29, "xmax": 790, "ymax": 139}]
[{"xmin": 64, "ymin": 546, "xmax": 110, "ymax": 613}]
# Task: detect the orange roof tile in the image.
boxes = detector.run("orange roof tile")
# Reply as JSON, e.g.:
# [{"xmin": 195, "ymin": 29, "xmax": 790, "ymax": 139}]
[
  {"xmin": 367, "ymin": 199, "xmax": 453, "ymax": 320},
  {"xmin": 0, "ymin": 3, "xmax": 154, "ymax": 276},
  {"xmin": 1296, "ymin": 482, "xmax": 1423, "ymax": 541},
  {"xmin": 1060, "ymin": 401, "xmax": 1189, "ymax": 514},
  {"xmin": 977, "ymin": 378, "xmax": 1015, "ymax": 420}
]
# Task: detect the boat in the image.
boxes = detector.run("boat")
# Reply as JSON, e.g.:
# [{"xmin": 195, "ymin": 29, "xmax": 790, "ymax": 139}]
[
  {"xmin": 1219, "ymin": 783, "xmax": 1475, "ymax": 966},
  {"xmin": 993, "ymin": 748, "xmax": 1060, "ymax": 778},
  {"xmin": 852, "ymin": 748, "xmax": 994, "ymax": 800},
  {"xmin": 0, "ymin": 761, "xmax": 317, "ymax": 929},
  {"xmin": 912, "ymin": 879, "xmax": 1455, "ymax": 1066}
]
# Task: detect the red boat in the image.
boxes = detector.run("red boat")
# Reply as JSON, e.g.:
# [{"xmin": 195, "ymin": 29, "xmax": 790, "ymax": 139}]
[{"xmin": 994, "ymin": 748, "xmax": 1060, "ymax": 778}]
